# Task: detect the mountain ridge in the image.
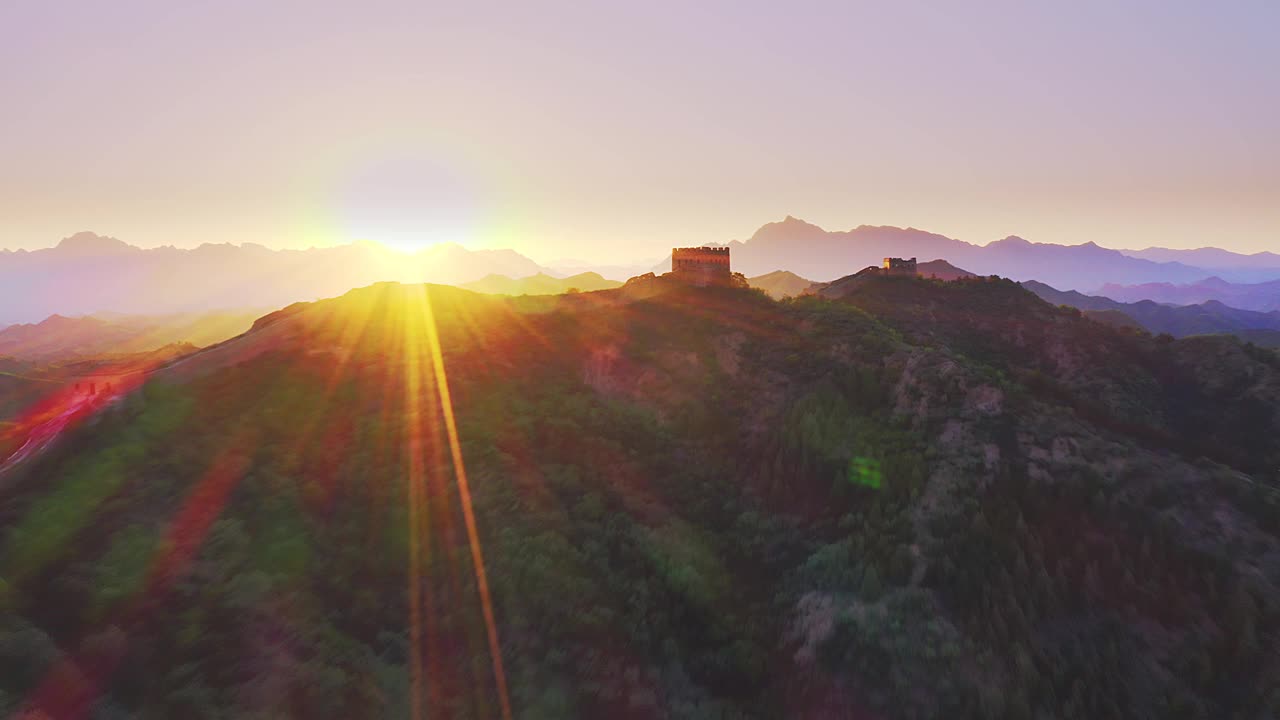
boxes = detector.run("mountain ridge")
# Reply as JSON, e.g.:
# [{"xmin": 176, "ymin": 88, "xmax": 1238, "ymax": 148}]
[
  {"xmin": 0, "ymin": 232, "xmax": 549, "ymax": 324},
  {"xmin": 1126, "ymin": 246, "xmax": 1280, "ymax": 269},
  {"xmin": 654, "ymin": 217, "xmax": 1276, "ymax": 291},
  {"xmin": 745, "ymin": 219, "xmax": 1216, "ymax": 289},
  {"xmin": 2, "ymin": 275, "xmax": 1275, "ymax": 718},
  {"xmin": 460, "ymin": 271, "xmax": 622, "ymax": 296},
  {"xmin": 1021, "ymin": 280, "xmax": 1280, "ymax": 343},
  {"xmin": 0, "ymin": 310, "xmax": 262, "ymax": 362},
  {"xmin": 1099, "ymin": 276, "xmax": 1280, "ymax": 312}
]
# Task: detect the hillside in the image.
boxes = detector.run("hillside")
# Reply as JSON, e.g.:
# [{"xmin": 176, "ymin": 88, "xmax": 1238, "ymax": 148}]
[
  {"xmin": 0, "ymin": 311, "xmax": 260, "ymax": 362},
  {"xmin": 741, "ymin": 263, "xmax": 975, "ymax": 301},
  {"xmin": 0, "ymin": 371, "xmax": 55, "ymax": 429},
  {"xmin": 0, "ymin": 343, "xmax": 201, "ymax": 467},
  {"xmin": 461, "ymin": 272, "xmax": 622, "ymax": 296},
  {"xmin": 1226, "ymin": 329, "xmax": 1280, "ymax": 348},
  {"xmin": 802, "ymin": 260, "xmax": 978, "ymax": 299},
  {"xmin": 1081, "ymin": 308, "xmax": 1144, "ymax": 331},
  {"xmin": 1022, "ymin": 280, "xmax": 1280, "ymax": 340},
  {"xmin": 0, "ymin": 278, "xmax": 1276, "ymax": 719},
  {"xmin": 747, "ymin": 270, "xmax": 815, "ymax": 298},
  {"xmin": 916, "ymin": 259, "xmax": 976, "ymax": 281}
]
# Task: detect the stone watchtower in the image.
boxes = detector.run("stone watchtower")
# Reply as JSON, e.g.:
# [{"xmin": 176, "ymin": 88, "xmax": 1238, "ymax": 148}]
[
  {"xmin": 882, "ymin": 257, "xmax": 918, "ymax": 276},
  {"xmin": 672, "ymin": 246, "xmax": 731, "ymax": 285}
]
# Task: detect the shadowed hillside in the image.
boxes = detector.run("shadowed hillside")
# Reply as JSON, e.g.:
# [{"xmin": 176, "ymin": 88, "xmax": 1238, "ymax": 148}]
[{"xmin": 0, "ymin": 278, "xmax": 1275, "ymax": 719}]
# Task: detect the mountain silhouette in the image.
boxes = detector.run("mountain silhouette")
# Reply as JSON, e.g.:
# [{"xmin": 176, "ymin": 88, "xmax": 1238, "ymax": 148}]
[
  {"xmin": 0, "ymin": 233, "xmax": 547, "ymax": 325},
  {"xmin": 1126, "ymin": 246, "xmax": 1280, "ymax": 273},
  {"xmin": 1022, "ymin": 280, "xmax": 1280, "ymax": 339},
  {"xmin": 1099, "ymin": 277, "xmax": 1280, "ymax": 313},
  {"xmin": 717, "ymin": 217, "xmax": 1234, "ymax": 291}
]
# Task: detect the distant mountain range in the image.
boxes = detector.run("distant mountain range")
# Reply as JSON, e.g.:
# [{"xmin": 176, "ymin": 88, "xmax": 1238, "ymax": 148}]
[
  {"xmin": 1021, "ymin": 280, "xmax": 1280, "ymax": 344},
  {"xmin": 0, "ymin": 232, "xmax": 546, "ymax": 324},
  {"xmin": 653, "ymin": 216, "xmax": 1278, "ymax": 292},
  {"xmin": 0, "ymin": 310, "xmax": 260, "ymax": 362},
  {"xmin": 7, "ymin": 224, "xmax": 1279, "ymax": 322},
  {"xmin": 1098, "ymin": 277, "xmax": 1280, "ymax": 313},
  {"xmin": 1125, "ymin": 246, "xmax": 1280, "ymax": 271},
  {"xmin": 713, "ymin": 216, "xmax": 1279, "ymax": 291}
]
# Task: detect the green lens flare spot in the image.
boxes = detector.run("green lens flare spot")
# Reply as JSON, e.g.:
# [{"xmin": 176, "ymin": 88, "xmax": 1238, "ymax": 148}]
[{"xmin": 848, "ymin": 456, "xmax": 882, "ymax": 489}]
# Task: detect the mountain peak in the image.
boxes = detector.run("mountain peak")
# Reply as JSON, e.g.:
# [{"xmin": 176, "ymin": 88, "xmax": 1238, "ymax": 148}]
[
  {"xmin": 748, "ymin": 216, "xmax": 827, "ymax": 244},
  {"xmin": 22, "ymin": 313, "xmax": 103, "ymax": 332},
  {"xmin": 55, "ymin": 231, "xmax": 132, "ymax": 254}
]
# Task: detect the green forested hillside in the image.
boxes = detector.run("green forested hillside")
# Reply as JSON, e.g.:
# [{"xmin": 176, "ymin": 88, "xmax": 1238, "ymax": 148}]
[{"xmin": 0, "ymin": 277, "xmax": 1276, "ymax": 719}]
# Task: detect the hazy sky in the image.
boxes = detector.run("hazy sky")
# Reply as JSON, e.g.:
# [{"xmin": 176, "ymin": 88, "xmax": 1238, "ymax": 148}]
[{"xmin": 1, "ymin": 0, "xmax": 1276, "ymax": 262}]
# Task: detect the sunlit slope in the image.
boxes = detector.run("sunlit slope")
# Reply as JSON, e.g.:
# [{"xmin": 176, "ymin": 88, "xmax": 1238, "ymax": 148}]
[
  {"xmin": 0, "ymin": 311, "xmax": 260, "ymax": 363},
  {"xmin": 0, "ymin": 277, "xmax": 1277, "ymax": 719},
  {"xmin": 461, "ymin": 272, "xmax": 622, "ymax": 296},
  {"xmin": 0, "ymin": 345, "xmax": 201, "ymax": 467},
  {"xmin": 746, "ymin": 270, "xmax": 815, "ymax": 299}
]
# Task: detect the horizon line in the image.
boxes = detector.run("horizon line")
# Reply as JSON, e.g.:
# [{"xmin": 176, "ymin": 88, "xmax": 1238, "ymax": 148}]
[{"xmin": 3, "ymin": 218, "xmax": 1277, "ymax": 264}]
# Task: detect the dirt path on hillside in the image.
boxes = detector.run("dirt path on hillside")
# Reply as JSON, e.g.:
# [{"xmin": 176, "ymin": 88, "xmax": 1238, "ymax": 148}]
[{"xmin": 0, "ymin": 376, "xmax": 137, "ymax": 482}]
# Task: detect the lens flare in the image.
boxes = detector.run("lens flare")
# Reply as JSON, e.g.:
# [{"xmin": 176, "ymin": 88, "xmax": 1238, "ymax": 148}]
[{"xmin": 408, "ymin": 284, "xmax": 513, "ymax": 720}]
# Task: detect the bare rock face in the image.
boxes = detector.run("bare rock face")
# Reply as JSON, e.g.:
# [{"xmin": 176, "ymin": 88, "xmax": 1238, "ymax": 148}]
[
  {"xmin": 966, "ymin": 385, "xmax": 1004, "ymax": 415},
  {"xmin": 713, "ymin": 332, "xmax": 745, "ymax": 377}
]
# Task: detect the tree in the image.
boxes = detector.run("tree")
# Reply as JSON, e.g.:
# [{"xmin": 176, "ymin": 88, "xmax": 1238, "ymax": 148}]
[{"xmin": 861, "ymin": 566, "xmax": 883, "ymax": 599}]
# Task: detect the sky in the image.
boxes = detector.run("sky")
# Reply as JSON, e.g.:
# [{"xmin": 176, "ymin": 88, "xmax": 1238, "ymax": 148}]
[{"xmin": 1, "ymin": 0, "xmax": 1276, "ymax": 263}]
